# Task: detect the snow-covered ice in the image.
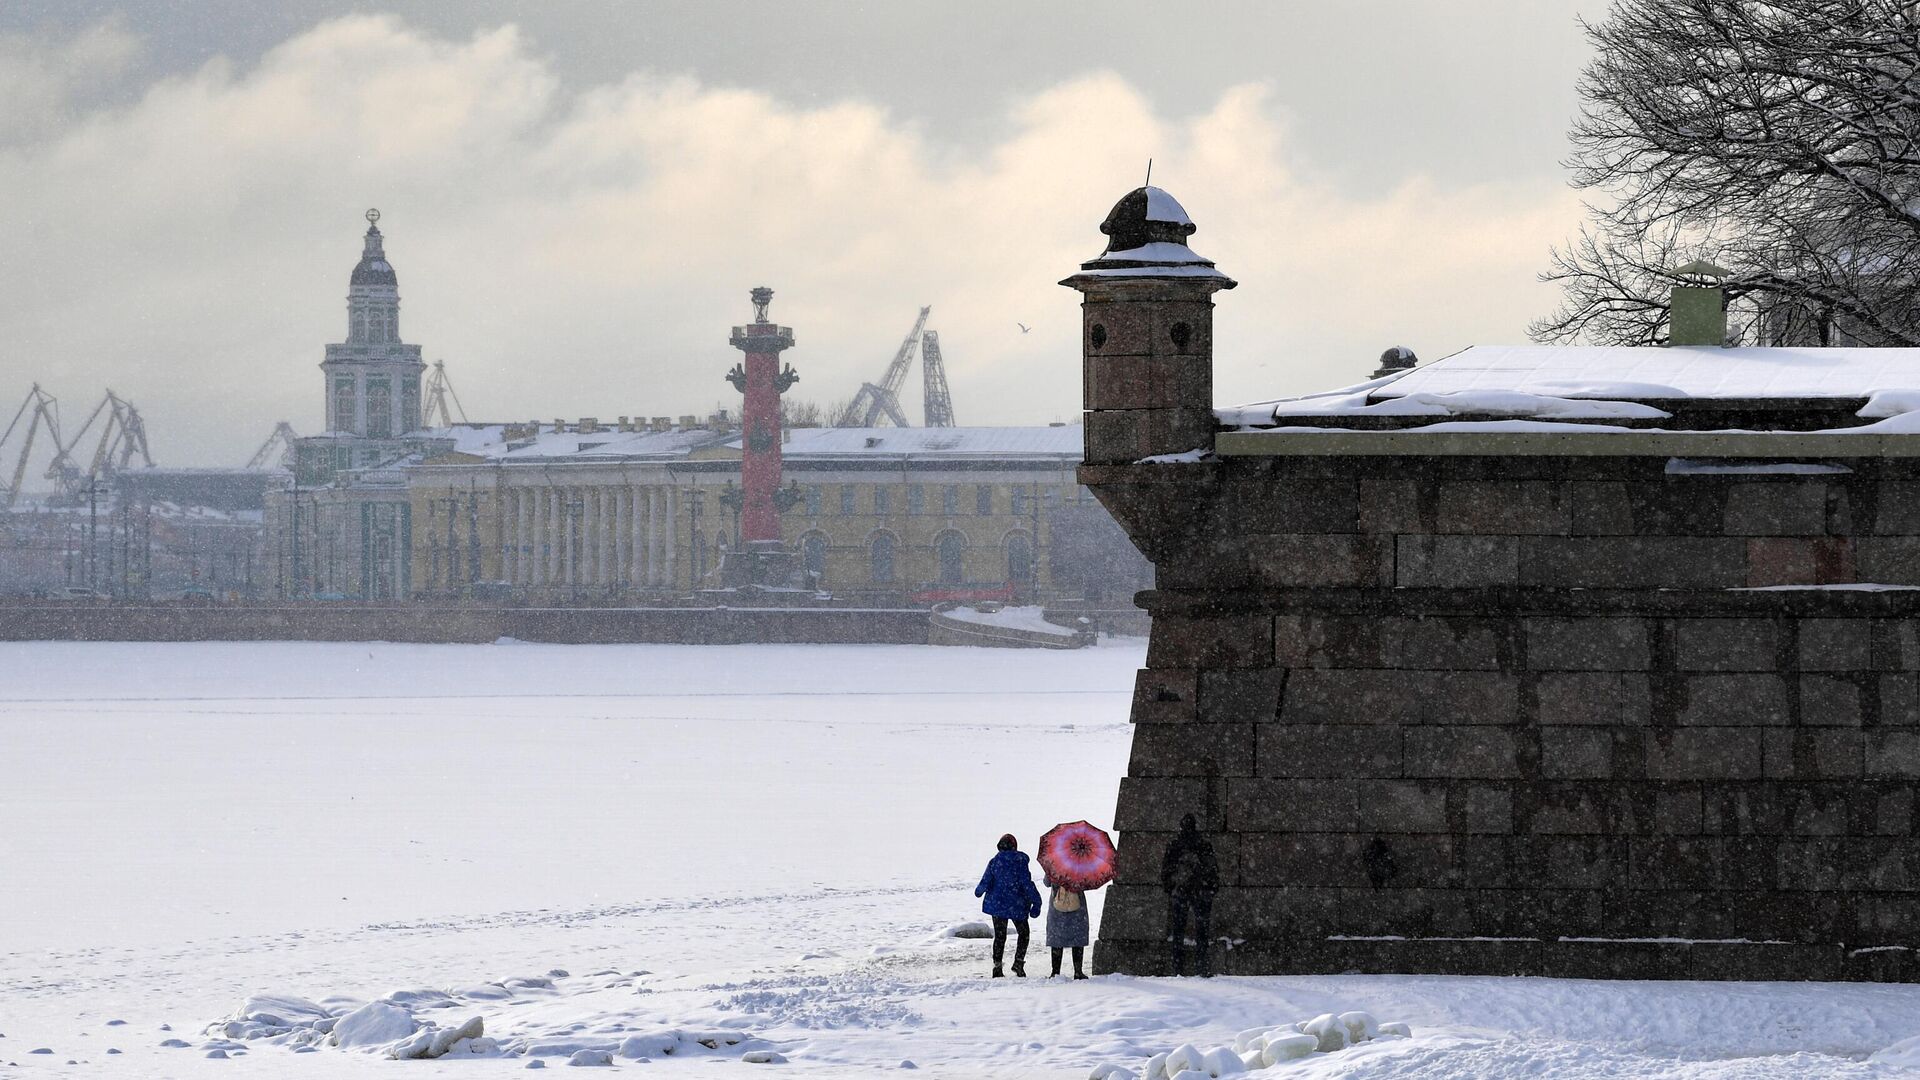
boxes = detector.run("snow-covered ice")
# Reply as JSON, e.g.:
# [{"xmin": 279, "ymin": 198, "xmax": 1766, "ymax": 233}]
[{"xmin": 6, "ymin": 640, "xmax": 1920, "ymax": 1077}]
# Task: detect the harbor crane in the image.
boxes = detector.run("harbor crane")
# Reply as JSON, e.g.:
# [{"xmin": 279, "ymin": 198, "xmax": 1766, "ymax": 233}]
[
  {"xmin": 423, "ymin": 359, "xmax": 469, "ymax": 427},
  {"xmin": 51, "ymin": 390, "xmax": 152, "ymax": 499},
  {"xmin": 1, "ymin": 384, "xmax": 61, "ymax": 510},
  {"xmin": 832, "ymin": 306, "xmax": 958, "ymax": 428},
  {"xmin": 247, "ymin": 421, "xmax": 299, "ymax": 469}
]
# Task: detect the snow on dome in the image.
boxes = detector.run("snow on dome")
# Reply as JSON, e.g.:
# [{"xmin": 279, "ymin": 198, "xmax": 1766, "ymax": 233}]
[{"xmin": 1142, "ymin": 186, "xmax": 1192, "ymax": 225}]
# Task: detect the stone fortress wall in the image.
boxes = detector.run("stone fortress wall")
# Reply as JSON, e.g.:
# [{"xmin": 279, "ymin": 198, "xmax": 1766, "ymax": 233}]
[{"xmin": 1072, "ymin": 185, "xmax": 1920, "ymax": 980}]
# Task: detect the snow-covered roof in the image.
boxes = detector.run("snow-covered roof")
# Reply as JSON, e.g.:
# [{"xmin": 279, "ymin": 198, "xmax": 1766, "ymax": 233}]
[
  {"xmin": 421, "ymin": 424, "xmax": 729, "ymax": 462},
  {"xmin": 773, "ymin": 426, "xmax": 1081, "ymax": 459},
  {"xmin": 1379, "ymin": 345, "xmax": 1920, "ymax": 401},
  {"xmin": 1141, "ymin": 186, "xmax": 1192, "ymax": 225}
]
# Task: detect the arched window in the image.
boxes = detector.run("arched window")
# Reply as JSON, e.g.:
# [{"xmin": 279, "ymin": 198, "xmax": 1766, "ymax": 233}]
[
  {"xmin": 801, "ymin": 533, "xmax": 828, "ymax": 579},
  {"xmin": 937, "ymin": 531, "xmax": 966, "ymax": 584},
  {"xmin": 870, "ymin": 533, "xmax": 896, "ymax": 584},
  {"xmin": 1007, "ymin": 532, "xmax": 1034, "ymax": 585}
]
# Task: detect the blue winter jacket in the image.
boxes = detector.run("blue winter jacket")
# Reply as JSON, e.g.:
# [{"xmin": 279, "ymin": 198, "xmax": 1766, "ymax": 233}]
[{"xmin": 975, "ymin": 849, "xmax": 1043, "ymax": 919}]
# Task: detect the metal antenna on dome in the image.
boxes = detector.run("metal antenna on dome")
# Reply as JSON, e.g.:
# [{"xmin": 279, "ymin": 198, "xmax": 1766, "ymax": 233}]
[{"xmin": 1144, "ymin": 159, "xmax": 1153, "ymax": 187}]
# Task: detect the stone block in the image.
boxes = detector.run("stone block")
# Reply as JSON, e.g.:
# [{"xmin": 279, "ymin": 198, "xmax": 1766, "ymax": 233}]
[
  {"xmin": 1146, "ymin": 614, "xmax": 1274, "ymax": 669},
  {"xmin": 1650, "ymin": 787, "xmax": 1704, "ymax": 833},
  {"xmin": 1646, "ymin": 728, "xmax": 1763, "ymax": 779},
  {"xmin": 1569, "ymin": 482, "xmax": 1633, "ymax": 535},
  {"xmin": 1525, "ymin": 617, "xmax": 1651, "ymax": 671},
  {"xmin": 1875, "ymin": 482, "xmax": 1920, "ymax": 534},
  {"xmin": 1518, "ymin": 784, "xmax": 1621, "ymax": 834},
  {"xmin": 1228, "ymin": 778, "xmax": 1357, "ymax": 831},
  {"xmin": 1520, "ymin": 537, "xmax": 1748, "ymax": 589},
  {"xmin": 1540, "ymin": 728, "xmax": 1616, "ymax": 779},
  {"xmin": 1247, "ymin": 534, "xmax": 1391, "ymax": 587},
  {"xmin": 1395, "ymin": 535, "xmax": 1519, "ymax": 587},
  {"xmin": 1197, "ymin": 668, "xmax": 1284, "ymax": 723},
  {"xmin": 1255, "ymin": 723, "xmax": 1401, "ymax": 778},
  {"xmin": 1435, "ymin": 481, "xmax": 1571, "ymax": 535},
  {"xmin": 1084, "ymin": 355, "xmax": 1153, "ymax": 410},
  {"xmin": 1673, "ymin": 619, "xmax": 1781, "ymax": 671},
  {"xmin": 1282, "ymin": 669, "xmax": 1521, "ymax": 726},
  {"xmin": 1744, "ymin": 537, "xmax": 1857, "ymax": 587},
  {"xmin": 1081, "ymin": 300, "xmax": 1156, "ymax": 357},
  {"xmin": 1535, "ymin": 673, "xmax": 1654, "ymax": 726},
  {"xmin": 1858, "ymin": 538, "xmax": 1920, "ymax": 585},
  {"xmin": 1800, "ymin": 676, "xmax": 1863, "ymax": 727},
  {"xmin": 1799, "ymin": 621, "xmax": 1870, "ymax": 671},
  {"xmin": 1873, "ymin": 622, "xmax": 1920, "ymax": 670},
  {"xmin": 1866, "ymin": 731, "xmax": 1920, "ymax": 778},
  {"xmin": 1676, "ymin": 674, "xmax": 1790, "ymax": 726},
  {"xmin": 1227, "ymin": 479, "xmax": 1358, "ymax": 534},
  {"xmin": 1451, "ymin": 785, "xmax": 1513, "ymax": 834},
  {"xmin": 1355, "ymin": 781, "xmax": 1450, "ymax": 832},
  {"xmin": 1785, "ymin": 788, "xmax": 1849, "ymax": 835},
  {"xmin": 1886, "ymin": 674, "xmax": 1920, "ymax": 725},
  {"xmin": 1358, "ymin": 477, "xmax": 1427, "ymax": 532},
  {"xmin": 1623, "ymin": 481, "xmax": 1732, "ymax": 535},
  {"xmin": 1722, "ymin": 481, "xmax": 1829, "ymax": 535},
  {"xmin": 1114, "ymin": 776, "xmax": 1217, "ymax": 831},
  {"xmin": 1763, "ymin": 730, "xmax": 1862, "ymax": 780},
  {"xmin": 1128, "ymin": 722, "xmax": 1255, "ymax": 777},
  {"xmin": 1873, "ymin": 787, "xmax": 1914, "ymax": 835},
  {"xmin": 1518, "ymin": 836, "xmax": 1627, "ymax": 890},
  {"xmin": 1402, "ymin": 727, "xmax": 1520, "ymax": 779}
]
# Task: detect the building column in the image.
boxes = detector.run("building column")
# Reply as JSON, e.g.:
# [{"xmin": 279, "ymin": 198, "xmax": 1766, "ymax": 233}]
[
  {"xmin": 664, "ymin": 487, "xmax": 678, "ymax": 589},
  {"xmin": 545, "ymin": 489, "xmax": 560, "ymax": 586},
  {"xmin": 640, "ymin": 487, "xmax": 656, "ymax": 586},
  {"xmin": 561, "ymin": 488, "xmax": 575, "ymax": 585}
]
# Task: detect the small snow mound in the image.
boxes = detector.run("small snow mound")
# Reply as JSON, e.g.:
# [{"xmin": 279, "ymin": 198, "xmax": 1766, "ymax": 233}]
[
  {"xmin": 942, "ymin": 922, "xmax": 994, "ymax": 940},
  {"xmin": 29, "ymin": 1048, "xmax": 52, "ymax": 1054},
  {"xmin": 331, "ymin": 1002, "xmax": 418, "ymax": 1048},
  {"xmin": 567, "ymin": 1048, "xmax": 613, "ymax": 1066},
  {"xmin": 160, "ymin": 1039, "xmax": 191, "ymax": 1048},
  {"xmin": 205, "ymin": 1048, "xmax": 228, "ymax": 1059},
  {"xmin": 525, "ymin": 1059, "xmax": 546, "ymax": 1069},
  {"xmin": 1872, "ymin": 1035, "xmax": 1920, "ymax": 1066},
  {"xmin": 547, "ymin": 968, "xmax": 570, "ymax": 979},
  {"xmin": 106, "ymin": 1020, "xmax": 126, "ymax": 1027},
  {"xmin": 742, "ymin": 1049, "xmax": 788, "ymax": 1063},
  {"xmin": 1379, "ymin": 1022, "xmax": 1413, "ymax": 1039},
  {"xmin": 899, "ymin": 1060, "xmax": 918, "ymax": 1070},
  {"xmin": 1089, "ymin": 1065, "xmax": 1138, "ymax": 1080},
  {"xmin": 1261, "ymin": 1033, "xmax": 1316, "ymax": 1065},
  {"xmin": 1303, "ymin": 1013, "xmax": 1349, "ymax": 1053}
]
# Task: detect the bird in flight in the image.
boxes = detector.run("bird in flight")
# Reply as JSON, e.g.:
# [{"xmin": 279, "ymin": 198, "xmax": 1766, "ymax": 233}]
[{"xmin": 1017, "ymin": 322, "xmax": 1031, "ymax": 334}]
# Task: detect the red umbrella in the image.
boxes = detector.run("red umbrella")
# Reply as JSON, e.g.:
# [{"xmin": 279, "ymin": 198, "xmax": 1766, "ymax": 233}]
[{"xmin": 1038, "ymin": 820, "xmax": 1117, "ymax": 891}]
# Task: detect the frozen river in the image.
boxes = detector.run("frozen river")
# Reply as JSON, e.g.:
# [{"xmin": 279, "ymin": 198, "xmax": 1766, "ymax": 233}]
[{"xmin": 7, "ymin": 639, "xmax": 1920, "ymax": 1078}]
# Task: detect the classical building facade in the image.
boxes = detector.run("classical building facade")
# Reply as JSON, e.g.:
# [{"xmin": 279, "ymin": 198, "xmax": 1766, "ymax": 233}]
[
  {"xmin": 1081, "ymin": 184, "xmax": 1920, "ymax": 982},
  {"xmin": 400, "ymin": 423, "xmax": 1117, "ymax": 605}
]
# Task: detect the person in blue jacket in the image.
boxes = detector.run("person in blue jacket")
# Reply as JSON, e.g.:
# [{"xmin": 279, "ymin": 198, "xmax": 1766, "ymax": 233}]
[{"xmin": 974, "ymin": 833, "xmax": 1043, "ymax": 977}]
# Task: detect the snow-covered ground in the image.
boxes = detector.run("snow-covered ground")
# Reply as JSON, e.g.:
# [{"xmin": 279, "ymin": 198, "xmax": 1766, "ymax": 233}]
[{"xmin": 5, "ymin": 640, "xmax": 1920, "ymax": 1077}]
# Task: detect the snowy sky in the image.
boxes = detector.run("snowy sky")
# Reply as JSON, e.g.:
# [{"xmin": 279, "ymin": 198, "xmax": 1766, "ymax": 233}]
[{"xmin": 1, "ymin": 2, "xmax": 1604, "ymax": 466}]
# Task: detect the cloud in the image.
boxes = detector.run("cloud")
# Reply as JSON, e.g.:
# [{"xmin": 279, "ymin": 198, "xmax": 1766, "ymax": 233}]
[
  {"xmin": 0, "ymin": 15, "xmax": 1584, "ymax": 467},
  {"xmin": 0, "ymin": 17, "xmax": 143, "ymax": 144}
]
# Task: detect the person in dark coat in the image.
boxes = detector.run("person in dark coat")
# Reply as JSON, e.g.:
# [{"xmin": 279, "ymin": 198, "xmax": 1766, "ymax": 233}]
[
  {"xmin": 1161, "ymin": 814, "xmax": 1219, "ymax": 976},
  {"xmin": 1043, "ymin": 873, "xmax": 1090, "ymax": 979},
  {"xmin": 975, "ymin": 833, "xmax": 1042, "ymax": 977}
]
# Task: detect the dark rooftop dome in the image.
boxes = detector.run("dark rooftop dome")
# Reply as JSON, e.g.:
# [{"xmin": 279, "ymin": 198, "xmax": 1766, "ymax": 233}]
[
  {"xmin": 350, "ymin": 209, "xmax": 397, "ymax": 288},
  {"xmin": 1099, "ymin": 185, "xmax": 1197, "ymax": 254}
]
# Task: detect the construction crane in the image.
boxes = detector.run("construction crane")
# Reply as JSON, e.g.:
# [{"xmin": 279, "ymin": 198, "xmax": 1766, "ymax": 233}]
[
  {"xmin": 834, "ymin": 306, "xmax": 931, "ymax": 428},
  {"xmin": 424, "ymin": 359, "xmax": 469, "ymax": 428},
  {"xmin": 920, "ymin": 330, "xmax": 956, "ymax": 427},
  {"xmin": 247, "ymin": 421, "xmax": 299, "ymax": 469},
  {"xmin": 52, "ymin": 390, "xmax": 152, "ymax": 499},
  {"xmin": 0, "ymin": 384, "xmax": 61, "ymax": 510}
]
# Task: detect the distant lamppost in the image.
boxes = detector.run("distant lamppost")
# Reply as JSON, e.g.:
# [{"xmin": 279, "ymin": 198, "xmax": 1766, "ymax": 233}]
[{"xmin": 685, "ymin": 487, "xmax": 705, "ymax": 588}]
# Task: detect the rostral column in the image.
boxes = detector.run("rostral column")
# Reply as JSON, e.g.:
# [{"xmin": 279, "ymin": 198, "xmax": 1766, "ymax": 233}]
[{"xmin": 726, "ymin": 286, "xmax": 799, "ymax": 545}]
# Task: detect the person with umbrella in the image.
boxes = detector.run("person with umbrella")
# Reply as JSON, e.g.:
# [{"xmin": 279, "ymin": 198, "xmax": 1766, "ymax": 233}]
[
  {"xmin": 1037, "ymin": 820, "xmax": 1117, "ymax": 981},
  {"xmin": 974, "ymin": 833, "xmax": 1042, "ymax": 977}
]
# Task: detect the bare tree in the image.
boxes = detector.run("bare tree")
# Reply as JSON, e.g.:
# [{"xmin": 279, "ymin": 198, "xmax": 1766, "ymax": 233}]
[
  {"xmin": 779, "ymin": 399, "xmax": 827, "ymax": 428},
  {"xmin": 1535, "ymin": 0, "xmax": 1920, "ymax": 346}
]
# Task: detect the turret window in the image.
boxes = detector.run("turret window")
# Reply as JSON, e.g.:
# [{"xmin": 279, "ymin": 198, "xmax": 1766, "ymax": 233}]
[
  {"xmin": 333, "ymin": 377, "xmax": 355, "ymax": 432},
  {"xmin": 366, "ymin": 377, "xmax": 392, "ymax": 439}
]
